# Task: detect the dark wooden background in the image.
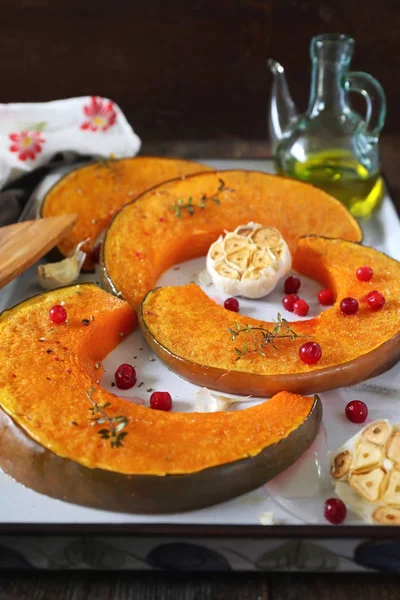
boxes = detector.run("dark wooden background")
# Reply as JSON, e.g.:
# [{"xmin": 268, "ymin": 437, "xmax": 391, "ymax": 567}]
[
  {"xmin": 1, "ymin": 1, "xmax": 400, "ymax": 598},
  {"xmin": 1, "ymin": 0, "xmax": 399, "ymax": 142}
]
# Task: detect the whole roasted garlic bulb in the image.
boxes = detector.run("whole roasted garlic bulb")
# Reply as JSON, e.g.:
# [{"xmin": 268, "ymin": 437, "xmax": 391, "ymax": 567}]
[
  {"xmin": 37, "ymin": 240, "xmax": 87, "ymax": 290},
  {"xmin": 206, "ymin": 222, "xmax": 291, "ymax": 299}
]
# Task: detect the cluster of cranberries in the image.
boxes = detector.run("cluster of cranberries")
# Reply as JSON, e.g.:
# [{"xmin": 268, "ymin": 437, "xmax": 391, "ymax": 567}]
[
  {"xmin": 324, "ymin": 397, "xmax": 369, "ymax": 525},
  {"xmin": 340, "ymin": 266, "xmax": 385, "ymax": 315},
  {"xmin": 281, "ymin": 276, "xmax": 323, "ymax": 364},
  {"xmin": 281, "ymin": 267, "xmax": 386, "ymax": 319},
  {"xmin": 113, "ymin": 364, "xmax": 172, "ymax": 411},
  {"xmin": 282, "ymin": 276, "xmax": 311, "ymax": 316},
  {"xmin": 48, "ymin": 304, "xmax": 172, "ymax": 411}
]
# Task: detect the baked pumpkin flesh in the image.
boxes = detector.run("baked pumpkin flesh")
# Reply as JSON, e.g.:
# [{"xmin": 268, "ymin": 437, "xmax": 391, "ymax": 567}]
[
  {"xmin": 103, "ymin": 170, "xmax": 362, "ymax": 310},
  {"xmin": 139, "ymin": 237, "xmax": 400, "ymax": 396},
  {"xmin": 0, "ymin": 284, "xmax": 317, "ymax": 475},
  {"xmin": 41, "ymin": 157, "xmax": 213, "ymax": 269}
]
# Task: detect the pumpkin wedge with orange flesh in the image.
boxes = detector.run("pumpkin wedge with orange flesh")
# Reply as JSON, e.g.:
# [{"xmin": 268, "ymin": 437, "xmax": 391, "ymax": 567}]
[
  {"xmin": 41, "ymin": 157, "xmax": 213, "ymax": 270},
  {"xmin": 102, "ymin": 170, "xmax": 362, "ymax": 310},
  {"xmin": 139, "ymin": 237, "xmax": 400, "ymax": 397},
  {"xmin": 0, "ymin": 283, "xmax": 321, "ymax": 513}
]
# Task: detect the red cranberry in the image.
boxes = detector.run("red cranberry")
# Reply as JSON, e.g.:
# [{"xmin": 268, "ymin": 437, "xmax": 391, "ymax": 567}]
[
  {"xmin": 282, "ymin": 294, "xmax": 300, "ymax": 312},
  {"xmin": 293, "ymin": 299, "xmax": 309, "ymax": 317},
  {"xmin": 299, "ymin": 342, "xmax": 322, "ymax": 365},
  {"xmin": 49, "ymin": 305, "xmax": 67, "ymax": 324},
  {"xmin": 284, "ymin": 276, "xmax": 301, "ymax": 294},
  {"xmin": 90, "ymin": 244, "xmax": 101, "ymax": 264},
  {"xmin": 340, "ymin": 297, "xmax": 359, "ymax": 315},
  {"xmin": 324, "ymin": 498, "xmax": 347, "ymax": 525},
  {"xmin": 366, "ymin": 290, "xmax": 385, "ymax": 311},
  {"xmin": 224, "ymin": 297, "xmax": 239, "ymax": 312},
  {"xmin": 115, "ymin": 363, "xmax": 137, "ymax": 390},
  {"xmin": 356, "ymin": 266, "xmax": 373, "ymax": 282},
  {"xmin": 318, "ymin": 288, "xmax": 335, "ymax": 306},
  {"xmin": 345, "ymin": 400, "xmax": 368, "ymax": 424},
  {"xmin": 150, "ymin": 391, "xmax": 172, "ymax": 411}
]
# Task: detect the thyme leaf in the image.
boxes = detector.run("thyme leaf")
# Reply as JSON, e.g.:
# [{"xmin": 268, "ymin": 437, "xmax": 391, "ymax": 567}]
[
  {"xmin": 86, "ymin": 387, "xmax": 129, "ymax": 448},
  {"xmin": 228, "ymin": 313, "xmax": 304, "ymax": 360},
  {"xmin": 170, "ymin": 178, "xmax": 235, "ymax": 218}
]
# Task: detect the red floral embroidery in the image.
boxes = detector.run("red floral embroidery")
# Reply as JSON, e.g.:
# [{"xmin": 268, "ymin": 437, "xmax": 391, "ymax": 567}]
[
  {"xmin": 9, "ymin": 130, "xmax": 45, "ymax": 161},
  {"xmin": 80, "ymin": 96, "xmax": 117, "ymax": 132}
]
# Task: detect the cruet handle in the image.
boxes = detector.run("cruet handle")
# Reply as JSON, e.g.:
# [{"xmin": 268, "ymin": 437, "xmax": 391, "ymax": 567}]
[{"xmin": 342, "ymin": 72, "xmax": 386, "ymax": 142}]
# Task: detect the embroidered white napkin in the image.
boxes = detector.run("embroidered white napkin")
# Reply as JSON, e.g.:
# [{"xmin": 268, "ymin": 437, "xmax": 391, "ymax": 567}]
[{"xmin": 0, "ymin": 96, "xmax": 141, "ymax": 186}]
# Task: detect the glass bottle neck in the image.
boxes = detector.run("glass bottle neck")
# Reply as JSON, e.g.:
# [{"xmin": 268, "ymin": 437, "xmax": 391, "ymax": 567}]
[{"xmin": 308, "ymin": 59, "xmax": 348, "ymax": 116}]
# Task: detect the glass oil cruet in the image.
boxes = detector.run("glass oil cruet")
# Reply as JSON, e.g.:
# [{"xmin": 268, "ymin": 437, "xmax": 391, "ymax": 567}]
[{"xmin": 268, "ymin": 34, "xmax": 386, "ymax": 218}]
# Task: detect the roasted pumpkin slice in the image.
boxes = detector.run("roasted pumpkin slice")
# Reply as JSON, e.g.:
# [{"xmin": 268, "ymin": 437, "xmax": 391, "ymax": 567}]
[
  {"xmin": 102, "ymin": 170, "xmax": 362, "ymax": 309},
  {"xmin": 140, "ymin": 237, "xmax": 400, "ymax": 397},
  {"xmin": 0, "ymin": 283, "xmax": 321, "ymax": 513},
  {"xmin": 41, "ymin": 157, "xmax": 213, "ymax": 270}
]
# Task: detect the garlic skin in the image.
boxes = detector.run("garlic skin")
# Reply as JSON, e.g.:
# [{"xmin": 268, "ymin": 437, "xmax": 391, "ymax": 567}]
[
  {"xmin": 206, "ymin": 222, "xmax": 291, "ymax": 299},
  {"xmin": 194, "ymin": 387, "xmax": 251, "ymax": 412},
  {"xmin": 37, "ymin": 239, "xmax": 87, "ymax": 290}
]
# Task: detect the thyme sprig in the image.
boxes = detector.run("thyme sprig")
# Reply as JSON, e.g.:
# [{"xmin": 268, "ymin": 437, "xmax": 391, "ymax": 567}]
[
  {"xmin": 228, "ymin": 313, "xmax": 303, "ymax": 360},
  {"xmin": 171, "ymin": 178, "xmax": 235, "ymax": 218},
  {"xmin": 86, "ymin": 386, "xmax": 128, "ymax": 448}
]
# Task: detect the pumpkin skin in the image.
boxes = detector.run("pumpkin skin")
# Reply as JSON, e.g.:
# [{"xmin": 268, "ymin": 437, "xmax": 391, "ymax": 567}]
[
  {"xmin": 41, "ymin": 157, "xmax": 213, "ymax": 270},
  {"xmin": 0, "ymin": 283, "xmax": 321, "ymax": 513},
  {"xmin": 139, "ymin": 237, "xmax": 400, "ymax": 397},
  {"xmin": 102, "ymin": 170, "xmax": 362, "ymax": 310}
]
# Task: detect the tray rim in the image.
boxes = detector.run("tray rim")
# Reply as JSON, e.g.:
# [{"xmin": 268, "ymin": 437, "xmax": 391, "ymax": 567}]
[
  {"xmin": 0, "ymin": 522, "xmax": 399, "ymax": 539},
  {"xmin": 2, "ymin": 161, "xmax": 400, "ymax": 539}
]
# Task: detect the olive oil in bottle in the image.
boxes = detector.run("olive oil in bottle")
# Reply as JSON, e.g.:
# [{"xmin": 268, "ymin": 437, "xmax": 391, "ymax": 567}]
[{"xmin": 278, "ymin": 149, "xmax": 383, "ymax": 218}]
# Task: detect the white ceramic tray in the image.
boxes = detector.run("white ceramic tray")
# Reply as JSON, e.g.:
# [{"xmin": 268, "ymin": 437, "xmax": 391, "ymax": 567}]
[{"xmin": 1, "ymin": 158, "xmax": 400, "ymax": 530}]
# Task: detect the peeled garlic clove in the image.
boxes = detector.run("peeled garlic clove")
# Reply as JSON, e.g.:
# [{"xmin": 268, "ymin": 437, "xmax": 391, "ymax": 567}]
[
  {"xmin": 209, "ymin": 241, "xmax": 225, "ymax": 262},
  {"xmin": 331, "ymin": 450, "xmax": 352, "ymax": 480},
  {"xmin": 206, "ymin": 222, "xmax": 291, "ymax": 299},
  {"xmin": 224, "ymin": 234, "xmax": 249, "ymax": 254},
  {"xmin": 251, "ymin": 226, "xmax": 282, "ymax": 247},
  {"xmin": 251, "ymin": 248, "xmax": 273, "ymax": 269},
  {"xmin": 209, "ymin": 262, "xmax": 241, "ymax": 296},
  {"xmin": 225, "ymin": 247, "xmax": 252, "ymax": 272},
  {"xmin": 37, "ymin": 239, "xmax": 87, "ymax": 290},
  {"xmin": 214, "ymin": 262, "xmax": 240, "ymax": 280}
]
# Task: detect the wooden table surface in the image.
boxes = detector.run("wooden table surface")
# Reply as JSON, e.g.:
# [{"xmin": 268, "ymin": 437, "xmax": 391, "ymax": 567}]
[
  {"xmin": 0, "ymin": 571, "xmax": 399, "ymax": 599},
  {"xmin": 1, "ymin": 136, "xmax": 400, "ymax": 599}
]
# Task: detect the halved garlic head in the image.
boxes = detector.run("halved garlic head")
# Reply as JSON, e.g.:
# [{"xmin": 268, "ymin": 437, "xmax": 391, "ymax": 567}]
[
  {"xmin": 330, "ymin": 419, "xmax": 400, "ymax": 524},
  {"xmin": 206, "ymin": 222, "xmax": 291, "ymax": 299},
  {"xmin": 37, "ymin": 239, "xmax": 87, "ymax": 290}
]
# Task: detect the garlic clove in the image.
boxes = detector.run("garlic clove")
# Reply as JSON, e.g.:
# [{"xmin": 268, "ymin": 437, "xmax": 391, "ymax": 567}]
[
  {"xmin": 37, "ymin": 239, "xmax": 87, "ymax": 290},
  {"xmin": 194, "ymin": 387, "xmax": 252, "ymax": 412}
]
